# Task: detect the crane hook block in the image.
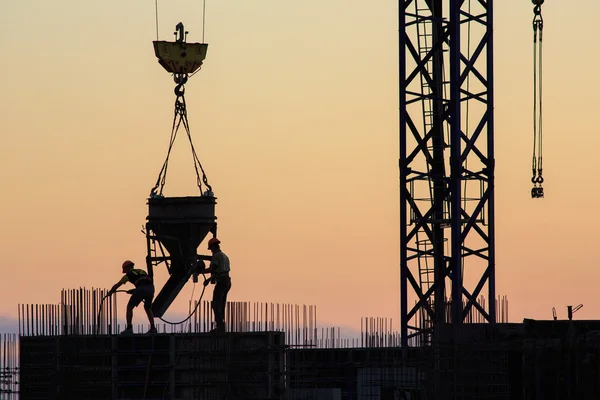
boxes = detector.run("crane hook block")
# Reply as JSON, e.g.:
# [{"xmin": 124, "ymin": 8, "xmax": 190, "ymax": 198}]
[
  {"xmin": 532, "ymin": 0, "xmax": 544, "ymax": 5},
  {"xmin": 153, "ymin": 41, "xmax": 208, "ymax": 74},
  {"xmin": 153, "ymin": 24, "xmax": 208, "ymax": 75},
  {"xmin": 531, "ymin": 186, "xmax": 544, "ymax": 198}
]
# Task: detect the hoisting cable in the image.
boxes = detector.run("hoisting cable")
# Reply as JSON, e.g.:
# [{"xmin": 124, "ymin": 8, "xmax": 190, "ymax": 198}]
[
  {"xmin": 154, "ymin": 0, "xmax": 159, "ymax": 41},
  {"xmin": 202, "ymin": 0, "xmax": 207, "ymax": 43},
  {"xmin": 179, "ymin": 92, "xmax": 213, "ymax": 195},
  {"xmin": 150, "ymin": 74, "xmax": 213, "ymax": 197},
  {"xmin": 531, "ymin": 0, "xmax": 544, "ymax": 198},
  {"xmin": 150, "ymin": 101, "xmax": 183, "ymax": 196}
]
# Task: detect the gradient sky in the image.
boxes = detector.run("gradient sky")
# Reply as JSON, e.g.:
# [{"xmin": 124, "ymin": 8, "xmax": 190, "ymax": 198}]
[{"xmin": 1, "ymin": 0, "xmax": 599, "ymax": 331}]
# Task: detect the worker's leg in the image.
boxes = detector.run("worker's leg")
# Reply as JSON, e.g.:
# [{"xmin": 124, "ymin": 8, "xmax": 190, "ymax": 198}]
[
  {"xmin": 123, "ymin": 288, "xmax": 144, "ymax": 334},
  {"xmin": 221, "ymin": 278, "xmax": 231, "ymax": 325},
  {"xmin": 213, "ymin": 277, "xmax": 231, "ymax": 331},
  {"xmin": 212, "ymin": 280, "xmax": 226, "ymax": 330},
  {"xmin": 141, "ymin": 285, "xmax": 156, "ymax": 332},
  {"xmin": 218, "ymin": 278, "xmax": 231, "ymax": 331},
  {"xmin": 126, "ymin": 306, "xmax": 134, "ymax": 328},
  {"xmin": 144, "ymin": 306, "xmax": 155, "ymax": 327},
  {"xmin": 211, "ymin": 286, "xmax": 221, "ymax": 329},
  {"xmin": 122, "ymin": 302, "xmax": 136, "ymax": 334}
]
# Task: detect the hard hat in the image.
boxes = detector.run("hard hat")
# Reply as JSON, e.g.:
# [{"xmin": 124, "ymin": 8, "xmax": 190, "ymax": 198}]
[
  {"xmin": 122, "ymin": 260, "xmax": 134, "ymax": 272},
  {"xmin": 207, "ymin": 238, "xmax": 221, "ymax": 249}
]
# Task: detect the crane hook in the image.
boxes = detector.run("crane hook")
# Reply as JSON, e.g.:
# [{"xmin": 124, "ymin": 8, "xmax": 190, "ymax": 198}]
[
  {"xmin": 174, "ymin": 73, "xmax": 188, "ymax": 97},
  {"xmin": 175, "ymin": 22, "xmax": 188, "ymax": 43},
  {"xmin": 531, "ymin": 0, "xmax": 545, "ymax": 199}
]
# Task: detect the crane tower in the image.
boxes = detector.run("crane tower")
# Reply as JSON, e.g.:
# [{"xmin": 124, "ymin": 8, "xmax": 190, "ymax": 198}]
[{"xmin": 399, "ymin": 0, "xmax": 495, "ymax": 345}]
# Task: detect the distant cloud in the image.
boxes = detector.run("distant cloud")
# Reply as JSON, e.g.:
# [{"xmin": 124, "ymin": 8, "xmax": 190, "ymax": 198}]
[
  {"xmin": 319, "ymin": 324, "xmax": 362, "ymax": 339},
  {"xmin": 0, "ymin": 316, "xmax": 19, "ymax": 334}
]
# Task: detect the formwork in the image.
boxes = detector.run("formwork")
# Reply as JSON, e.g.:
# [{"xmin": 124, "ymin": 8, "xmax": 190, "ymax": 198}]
[
  {"xmin": 20, "ymin": 332, "xmax": 285, "ymax": 400},
  {"xmin": 285, "ymin": 325, "xmax": 523, "ymax": 400},
  {"xmin": 286, "ymin": 346, "xmax": 428, "ymax": 399},
  {"xmin": 21, "ymin": 321, "xmax": 600, "ymax": 400},
  {"xmin": 434, "ymin": 323, "xmax": 524, "ymax": 400},
  {"xmin": 14, "ymin": 288, "xmax": 600, "ymax": 399},
  {"xmin": 521, "ymin": 319, "xmax": 600, "ymax": 400}
]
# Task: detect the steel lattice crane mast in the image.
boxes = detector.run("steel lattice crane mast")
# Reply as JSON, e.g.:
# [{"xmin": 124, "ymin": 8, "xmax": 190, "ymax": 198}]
[
  {"xmin": 399, "ymin": 0, "xmax": 495, "ymax": 346},
  {"xmin": 400, "ymin": 0, "xmax": 549, "ymax": 345}
]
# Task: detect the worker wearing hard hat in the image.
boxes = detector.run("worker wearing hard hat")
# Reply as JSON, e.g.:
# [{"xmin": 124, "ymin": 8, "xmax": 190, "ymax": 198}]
[
  {"xmin": 201, "ymin": 238, "xmax": 231, "ymax": 333},
  {"xmin": 108, "ymin": 260, "xmax": 157, "ymax": 335}
]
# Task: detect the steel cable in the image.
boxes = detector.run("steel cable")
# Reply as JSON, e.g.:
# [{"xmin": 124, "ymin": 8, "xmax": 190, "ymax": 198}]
[
  {"xmin": 531, "ymin": 3, "xmax": 544, "ymax": 198},
  {"xmin": 151, "ymin": 81, "xmax": 212, "ymax": 196}
]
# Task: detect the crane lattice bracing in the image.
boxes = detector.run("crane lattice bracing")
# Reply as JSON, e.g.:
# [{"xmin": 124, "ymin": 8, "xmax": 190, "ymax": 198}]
[{"xmin": 399, "ymin": 0, "xmax": 495, "ymax": 346}]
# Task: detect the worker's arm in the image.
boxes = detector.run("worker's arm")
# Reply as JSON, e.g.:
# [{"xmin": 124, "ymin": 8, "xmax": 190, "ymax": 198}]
[
  {"xmin": 203, "ymin": 265, "xmax": 215, "ymax": 274},
  {"xmin": 203, "ymin": 256, "xmax": 218, "ymax": 275},
  {"xmin": 108, "ymin": 276, "xmax": 129, "ymax": 294}
]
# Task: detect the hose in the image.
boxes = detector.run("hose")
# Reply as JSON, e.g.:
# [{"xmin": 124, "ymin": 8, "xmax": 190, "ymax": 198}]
[
  {"xmin": 95, "ymin": 289, "xmax": 129, "ymax": 334},
  {"xmin": 158, "ymin": 282, "xmax": 207, "ymax": 325},
  {"xmin": 95, "ymin": 280, "xmax": 210, "ymax": 334}
]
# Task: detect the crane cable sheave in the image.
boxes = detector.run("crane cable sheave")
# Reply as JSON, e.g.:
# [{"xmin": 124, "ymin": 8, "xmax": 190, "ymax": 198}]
[{"xmin": 150, "ymin": 22, "xmax": 213, "ymax": 198}]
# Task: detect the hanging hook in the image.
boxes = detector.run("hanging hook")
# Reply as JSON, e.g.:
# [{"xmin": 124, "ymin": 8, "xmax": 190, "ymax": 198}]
[
  {"xmin": 531, "ymin": 0, "xmax": 545, "ymax": 199},
  {"xmin": 174, "ymin": 73, "xmax": 188, "ymax": 97},
  {"xmin": 174, "ymin": 22, "xmax": 188, "ymax": 43},
  {"xmin": 532, "ymin": 0, "xmax": 544, "ymax": 32}
]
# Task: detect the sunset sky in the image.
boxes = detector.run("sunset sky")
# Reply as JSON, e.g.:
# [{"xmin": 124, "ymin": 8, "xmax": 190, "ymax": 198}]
[{"xmin": 1, "ymin": 0, "xmax": 599, "ymax": 333}]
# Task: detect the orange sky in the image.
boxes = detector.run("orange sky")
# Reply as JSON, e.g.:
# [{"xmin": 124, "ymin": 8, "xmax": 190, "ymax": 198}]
[{"xmin": 1, "ymin": 0, "xmax": 599, "ymax": 331}]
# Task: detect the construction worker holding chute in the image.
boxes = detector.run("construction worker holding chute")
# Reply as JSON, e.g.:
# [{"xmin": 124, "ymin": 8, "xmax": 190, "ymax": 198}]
[{"xmin": 199, "ymin": 238, "xmax": 231, "ymax": 333}]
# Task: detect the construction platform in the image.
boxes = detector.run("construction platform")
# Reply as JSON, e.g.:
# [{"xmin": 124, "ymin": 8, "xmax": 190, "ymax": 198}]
[
  {"xmin": 11, "ymin": 290, "xmax": 600, "ymax": 399},
  {"xmin": 15, "ymin": 321, "xmax": 600, "ymax": 400},
  {"xmin": 20, "ymin": 331, "xmax": 285, "ymax": 400}
]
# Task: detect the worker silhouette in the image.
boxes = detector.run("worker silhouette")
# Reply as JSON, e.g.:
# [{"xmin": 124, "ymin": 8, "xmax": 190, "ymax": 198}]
[
  {"xmin": 201, "ymin": 238, "xmax": 231, "ymax": 333},
  {"xmin": 108, "ymin": 260, "xmax": 157, "ymax": 335}
]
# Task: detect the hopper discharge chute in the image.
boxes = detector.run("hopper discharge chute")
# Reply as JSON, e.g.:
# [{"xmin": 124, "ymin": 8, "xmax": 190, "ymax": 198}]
[{"xmin": 145, "ymin": 22, "xmax": 216, "ymax": 318}]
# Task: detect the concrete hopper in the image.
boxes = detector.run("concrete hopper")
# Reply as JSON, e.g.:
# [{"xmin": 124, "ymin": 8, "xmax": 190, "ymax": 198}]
[{"xmin": 146, "ymin": 195, "xmax": 217, "ymax": 317}]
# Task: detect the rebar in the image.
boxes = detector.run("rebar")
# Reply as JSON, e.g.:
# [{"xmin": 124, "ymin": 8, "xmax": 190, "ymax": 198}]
[{"xmin": 16, "ymin": 288, "xmax": 509, "ymax": 350}]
